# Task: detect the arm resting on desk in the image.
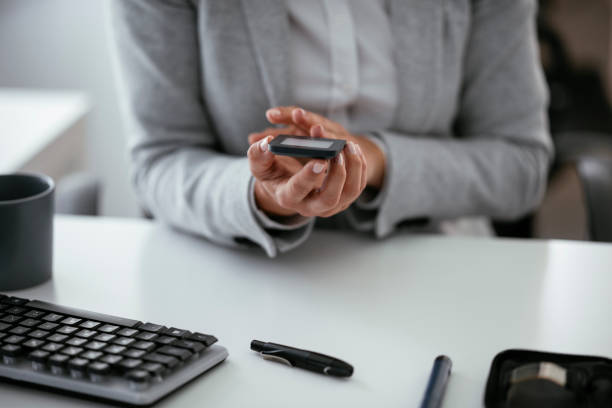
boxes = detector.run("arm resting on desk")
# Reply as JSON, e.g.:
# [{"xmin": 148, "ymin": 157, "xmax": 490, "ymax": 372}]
[
  {"xmin": 346, "ymin": 0, "xmax": 554, "ymax": 236},
  {"xmin": 112, "ymin": 0, "xmax": 311, "ymax": 257}
]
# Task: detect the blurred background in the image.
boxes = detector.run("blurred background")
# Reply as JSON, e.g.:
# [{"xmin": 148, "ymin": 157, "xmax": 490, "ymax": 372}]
[{"xmin": 1, "ymin": 0, "xmax": 611, "ymax": 241}]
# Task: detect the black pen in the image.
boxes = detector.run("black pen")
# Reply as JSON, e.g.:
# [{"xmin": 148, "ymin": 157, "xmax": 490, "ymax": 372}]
[
  {"xmin": 250, "ymin": 340, "xmax": 354, "ymax": 377},
  {"xmin": 420, "ymin": 355, "xmax": 452, "ymax": 408}
]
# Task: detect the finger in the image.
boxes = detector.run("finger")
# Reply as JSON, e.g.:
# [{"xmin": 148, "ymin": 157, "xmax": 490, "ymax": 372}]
[
  {"xmin": 248, "ymin": 132, "xmax": 269, "ymax": 145},
  {"xmin": 292, "ymin": 107, "xmax": 343, "ymax": 134},
  {"xmin": 247, "ymin": 136, "xmax": 277, "ymax": 180},
  {"xmin": 275, "ymin": 159, "xmax": 329, "ymax": 209},
  {"xmin": 265, "ymin": 106, "xmax": 301, "ymax": 125},
  {"xmin": 307, "ymin": 152, "xmax": 346, "ymax": 213},
  {"xmin": 356, "ymin": 143, "xmax": 367, "ymax": 191},
  {"xmin": 339, "ymin": 142, "xmax": 364, "ymax": 203}
]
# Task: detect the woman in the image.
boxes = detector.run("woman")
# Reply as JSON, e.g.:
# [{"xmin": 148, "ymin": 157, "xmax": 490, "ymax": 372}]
[{"xmin": 113, "ymin": 0, "xmax": 552, "ymax": 257}]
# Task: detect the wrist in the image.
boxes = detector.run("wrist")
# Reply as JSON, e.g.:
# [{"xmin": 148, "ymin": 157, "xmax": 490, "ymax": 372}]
[
  {"xmin": 253, "ymin": 179, "xmax": 297, "ymax": 217},
  {"xmin": 356, "ymin": 135, "xmax": 385, "ymax": 189}
]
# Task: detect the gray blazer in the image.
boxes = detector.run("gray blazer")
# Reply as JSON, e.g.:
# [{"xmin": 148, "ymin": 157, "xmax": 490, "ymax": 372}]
[{"xmin": 112, "ymin": 0, "xmax": 552, "ymax": 256}]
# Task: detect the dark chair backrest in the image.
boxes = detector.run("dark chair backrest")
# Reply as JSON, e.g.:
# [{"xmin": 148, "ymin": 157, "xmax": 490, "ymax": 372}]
[{"xmin": 576, "ymin": 158, "xmax": 612, "ymax": 242}]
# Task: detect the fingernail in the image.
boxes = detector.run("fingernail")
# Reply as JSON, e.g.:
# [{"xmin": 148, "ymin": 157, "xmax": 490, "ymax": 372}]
[
  {"xmin": 356, "ymin": 144, "xmax": 363, "ymax": 155},
  {"xmin": 259, "ymin": 136, "xmax": 270, "ymax": 152},
  {"xmin": 266, "ymin": 109, "xmax": 281, "ymax": 119},
  {"xmin": 337, "ymin": 153, "xmax": 344, "ymax": 166},
  {"xmin": 313, "ymin": 162, "xmax": 325, "ymax": 174},
  {"xmin": 348, "ymin": 142, "xmax": 357, "ymax": 154}
]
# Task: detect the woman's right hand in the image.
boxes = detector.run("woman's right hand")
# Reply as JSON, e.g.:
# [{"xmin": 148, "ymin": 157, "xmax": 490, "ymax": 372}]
[{"xmin": 248, "ymin": 135, "xmax": 330, "ymax": 217}]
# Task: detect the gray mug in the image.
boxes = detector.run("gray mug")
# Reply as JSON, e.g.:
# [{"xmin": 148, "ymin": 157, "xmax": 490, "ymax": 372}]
[{"xmin": 0, "ymin": 173, "xmax": 54, "ymax": 291}]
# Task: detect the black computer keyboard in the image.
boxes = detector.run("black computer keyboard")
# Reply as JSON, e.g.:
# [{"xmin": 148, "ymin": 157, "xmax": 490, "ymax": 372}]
[{"xmin": 0, "ymin": 294, "xmax": 228, "ymax": 405}]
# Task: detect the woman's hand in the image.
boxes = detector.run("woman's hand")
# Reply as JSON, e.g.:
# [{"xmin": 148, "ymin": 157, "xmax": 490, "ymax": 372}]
[
  {"xmin": 247, "ymin": 129, "xmax": 367, "ymax": 218},
  {"xmin": 265, "ymin": 106, "xmax": 386, "ymax": 189}
]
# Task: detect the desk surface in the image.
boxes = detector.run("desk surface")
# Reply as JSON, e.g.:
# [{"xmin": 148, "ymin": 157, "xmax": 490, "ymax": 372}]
[{"xmin": 3, "ymin": 216, "xmax": 612, "ymax": 407}]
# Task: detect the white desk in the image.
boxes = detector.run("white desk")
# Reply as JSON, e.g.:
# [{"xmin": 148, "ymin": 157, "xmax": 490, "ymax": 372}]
[
  {"xmin": 0, "ymin": 88, "xmax": 89, "ymax": 180},
  {"xmin": 3, "ymin": 216, "xmax": 612, "ymax": 407}
]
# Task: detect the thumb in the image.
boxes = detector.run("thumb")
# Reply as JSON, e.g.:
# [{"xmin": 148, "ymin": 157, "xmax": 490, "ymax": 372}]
[{"xmin": 247, "ymin": 136, "xmax": 277, "ymax": 180}]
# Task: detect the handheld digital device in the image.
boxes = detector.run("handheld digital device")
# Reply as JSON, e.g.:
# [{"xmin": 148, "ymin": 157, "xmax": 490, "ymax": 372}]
[{"xmin": 268, "ymin": 135, "xmax": 346, "ymax": 159}]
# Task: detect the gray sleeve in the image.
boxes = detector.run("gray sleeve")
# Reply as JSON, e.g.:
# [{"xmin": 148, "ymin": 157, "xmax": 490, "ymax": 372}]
[
  {"xmin": 111, "ymin": 0, "xmax": 311, "ymax": 257},
  {"xmin": 371, "ymin": 0, "xmax": 553, "ymax": 237}
]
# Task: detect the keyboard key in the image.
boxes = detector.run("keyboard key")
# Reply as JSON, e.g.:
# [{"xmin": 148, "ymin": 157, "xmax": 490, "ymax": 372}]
[
  {"xmin": 57, "ymin": 326, "xmax": 79, "ymax": 335},
  {"xmin": 28, "ymin": 349, "xmax": 50, "ymax": 363},
  {"xmin": 140, "ymin": 362, "xmax": 164, "ymax": 376},
  {"xmin": 24, "ymin": 310, "xmax": 45, "ymax": 319},
  {"xmin": 187, "ymin": 332, "xmax": 217, "ymax": 347},
  {"xmin": 80, "ymin": 320, "xmax": 101, "ymax": 329},
  {"xmin": 154, "ymin": 336, "xmax": 177, "ymax": 346},
  {"xmin": 20, "ymin": 318, "xmax": 41, "ymax": 327},
  {"xmin": 43, "ymin": 313, "xmax": 64, "ymax": 322},
  {"xmin": 88, "ymin": 361, "xmax": 110, "ymax": 375},
  {"xmin": 98, "ymin": 324, "xmax": 119, "ymax": 334},
  {"xmin": 0, "ymin": 332, "xmax": 6, "ymax": 341},
  {"xmin": 1, "ymin": 344, "xmax": 23, "ymax": 357},
  {"xmin": 174, "ymin": 340, "xmax": 205, "ymax": 353},
  {"xmin": 113, "ymin": 337, "xmax": 135, "ymax": 347},
  {"xmin": 48, "ymin": 353, "xmax": 70, "ymax": 367},
  {"xmin": 28, "ymin": 329, "xmax": 50, "ymax": 339},
  {"xmin": 6, "ymin": 306, "xmax": 27, "ymax": 315},
  {"xmin": 22, "ymin": 339, "xmax": 45, "ymax": 349},
  {"xmin": 26, "ymin": 300, "xmax": 142, "ymax": 328},
  {"xmin": 0, "ymin": 304, "xmax": 7, "ymax": 311},
  {"xmin": 60, "ymin": 346, "xmax": 83, "ymax": 357},
  {"xmin": 104, "ymin": 345, "xmax": 126, "ymax": 355},
  {"xmin": 143, "ymin": 353, "xmax": 179, "ymax": 369},
  {"xmin": 61, "ymin": 317, "xmax": 81, "ymax": 325},
  {"xmin": 123, "ymin": 349, "xmax": 146, "ymax": 359},
  {"xmin": 100, "ymin": 354, "xmax": 123, "ymax": 365},
  {"xmin": 38, "ymin": 322, "xmax": 59, "ymax": 331},
  {"xmin": 125, "ymin": 369, "xmax": 150, "ymax": 383},
  {"xmin": 135, "ymin": 332, "xmax": 158, "ymax": 341},
  {"xmin": 66, "ymin": 337, "xmax": 88, "ymax": 347},
  {"xmin": 132, "ymin": 341, "xmax": 155, "ymax": 352},
  {"xmin": 68, "ymin": 357, "xmax": 89, "ymax": 371},
  {"xmin": 81, "ymin": 350, "xmax": 103, "ymax": 360},
  {"xmin": 9, "ymin": 326, "xmax": 30, "ymax": 336},
  {"xmin": 0, "ymin": 322, "xmax": 10, "ymax": 331},
  {"xmin": 119, "ymin": 358, "xmax": 142, "ymax": 371},
  {"xmin": 95, "ymin": 333, "xmax": 116, "ymax": 342},
  {"xmin": 47, "ymin": 333, "xmax": 68, "ymax": 343},
  {"xmin": 75, "ymin": 329, "xmax": 97, "ymax": 339},
  {"xmin": 138, "ymin": 323, "xmax": 165, "ymax": 333},
  {"xmin": 5, "ymin": 297, "xmax": 28, "ymax": 306},
  {"xmin": 42, "ymin": 343, "xmax": 63, "ymax": 353},
  {"xmin": 85, "ymin": 341, "xmax": 107, "ymax": 351},
  {"xmin": 117, "ymin": 328, "xmax": 138, "ymax": 337},
  {"xmin": 165, "ymin": 328, "xmax": 190, "ymax": 338},
  {"xmin": 1, "ymin": 314, "xmax": 22, "ymax": 324},
  {"xmin": 157, "ymin": 346, "xmax": 192, "ymax": 361},
  {"xmin": 5, "ymin": 335, "xmax": 25, "ymax": 344}
]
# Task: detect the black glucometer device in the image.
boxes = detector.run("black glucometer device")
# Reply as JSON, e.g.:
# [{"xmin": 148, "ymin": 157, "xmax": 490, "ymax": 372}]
[{"xmin": 268, "ymin": 135, "xmax": 346, "ymax": 159}]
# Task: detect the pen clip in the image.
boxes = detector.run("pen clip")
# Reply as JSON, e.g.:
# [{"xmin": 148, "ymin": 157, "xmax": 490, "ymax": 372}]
[{"xmin": 260, "ymin": 351, "xmax": 293, "ymax": 367}]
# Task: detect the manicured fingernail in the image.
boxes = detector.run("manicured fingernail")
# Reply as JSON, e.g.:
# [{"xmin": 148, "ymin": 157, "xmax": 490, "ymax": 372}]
[
  {"xmin": 266, "ymin": 109, "xmax": 281, "ymax": 119},
  {"xmin": 356, "ymin": 144, "xmax": 363, "ymax": 155},
  {"xmin": 348, "ymin": 142, "xmax": 357, "ymax": 154},
  {"xmin": 337, "ymin": 153, "xmax": 344, "ymax": 166},
  {"xmin": 259, "ymin": 136, "xmax": 270, "ymax": 152},
  {"xmin": 313, "ymin": 162, "xmax": 325, "ymax": 174}
]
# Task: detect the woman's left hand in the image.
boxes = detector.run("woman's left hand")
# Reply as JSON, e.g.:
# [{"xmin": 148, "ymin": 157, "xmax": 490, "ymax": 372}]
[{"xmin": 264, "ymin": 106, "xmax": 386, "ymax": 189}]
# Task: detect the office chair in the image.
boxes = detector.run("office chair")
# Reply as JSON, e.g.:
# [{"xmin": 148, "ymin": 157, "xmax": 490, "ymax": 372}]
[{"xmin": 576, "ymin": 158, "xmax": 612, "ymax": 242}]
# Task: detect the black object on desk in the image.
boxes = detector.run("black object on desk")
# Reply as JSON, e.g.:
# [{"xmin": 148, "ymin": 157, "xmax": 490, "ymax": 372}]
[
  {"xmin": 251, "ymin": 340, "xmax": 353, "ymax": 377},
  {"xmin": 0, "ymin": 294, "xmax": 228, "ymax": 405},
  {"xmin": 420, "ymin": 355, "xmax": 452, "ymax": 408}
]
